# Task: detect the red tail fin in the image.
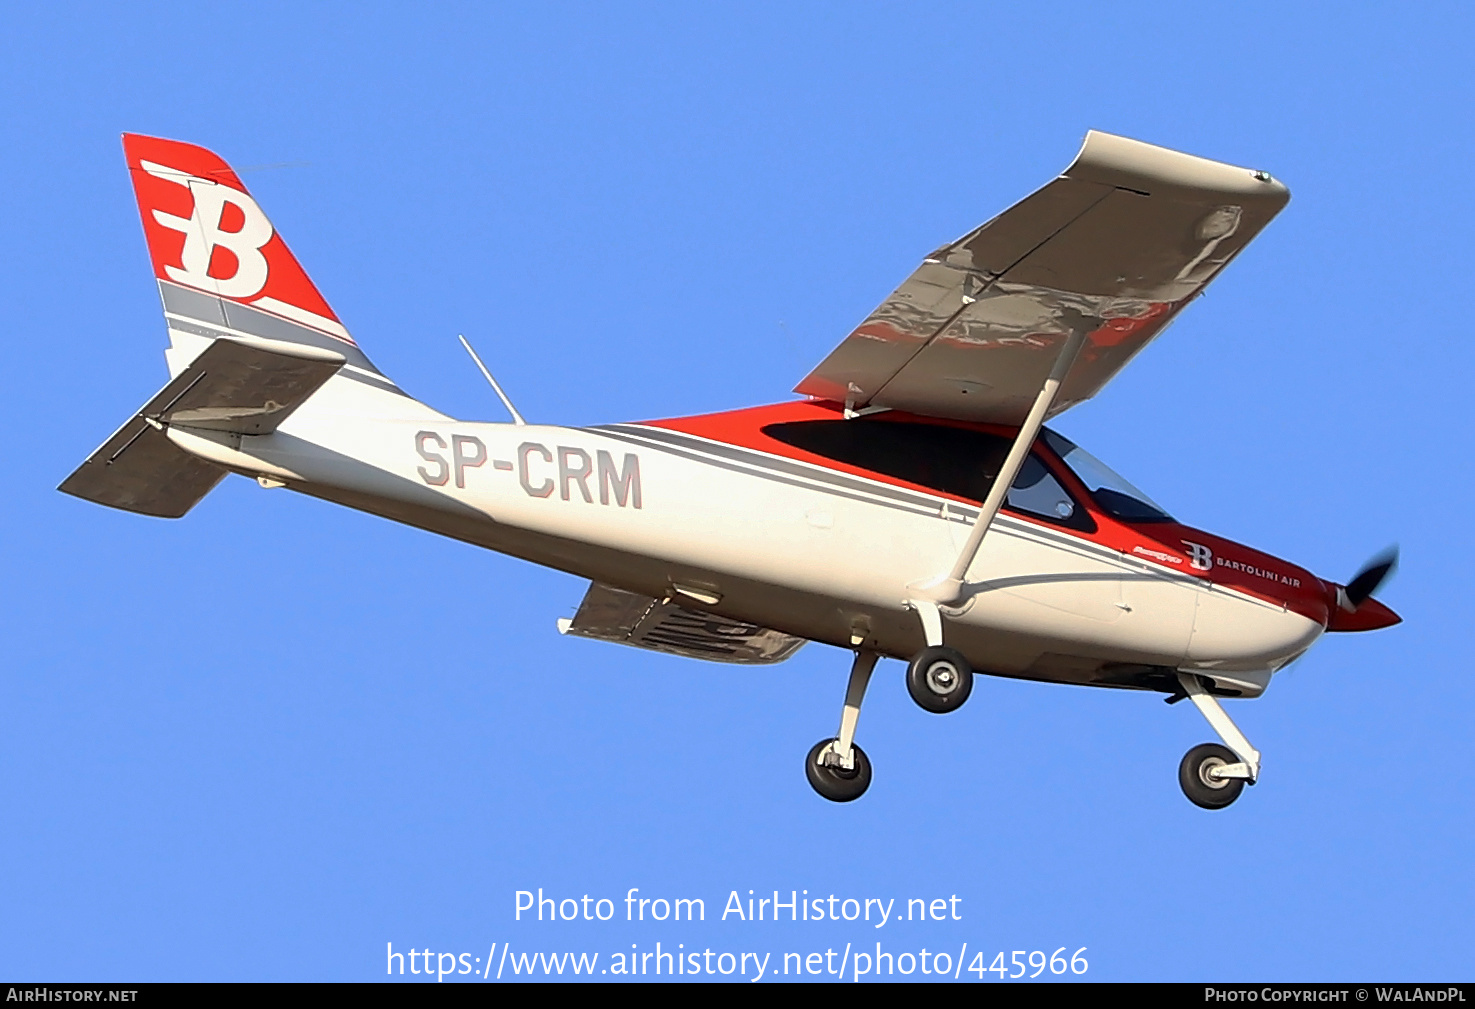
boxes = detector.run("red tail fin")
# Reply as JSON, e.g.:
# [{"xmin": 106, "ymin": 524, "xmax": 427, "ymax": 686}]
[{"xmin": 122, "ymin": 133, "xmax": 354, "ymax": 346}]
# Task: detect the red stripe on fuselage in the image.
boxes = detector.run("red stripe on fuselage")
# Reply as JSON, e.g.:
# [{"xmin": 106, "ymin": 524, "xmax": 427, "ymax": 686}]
[{"xmin": 639, "ymin": 400, "xmax": 1333, "ymax": 626}]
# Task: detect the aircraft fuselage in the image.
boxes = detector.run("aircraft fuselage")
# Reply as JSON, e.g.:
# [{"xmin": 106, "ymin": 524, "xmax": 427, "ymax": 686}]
[{"xmin": 170, "ymin": 385, "xmax": 1355, "ymax": 701}]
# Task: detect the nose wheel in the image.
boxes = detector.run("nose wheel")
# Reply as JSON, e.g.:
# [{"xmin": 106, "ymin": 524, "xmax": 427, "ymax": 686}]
[
  {"xmin": 1174, "ymin": 673, "xmax": 1260, "ymax": 809},
  {"xmin": 1179, "ymin": 743, "xmax": 1247, "ymax": 809}
]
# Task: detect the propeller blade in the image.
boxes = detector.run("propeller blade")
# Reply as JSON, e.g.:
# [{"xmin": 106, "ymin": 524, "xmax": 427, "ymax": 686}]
[{"xmin": 1344, "ymin": 546, "xmax": 1399, "ymax": 608}]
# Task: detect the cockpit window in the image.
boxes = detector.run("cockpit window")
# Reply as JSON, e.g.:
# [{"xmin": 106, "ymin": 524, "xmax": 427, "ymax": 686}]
[
  {"xmin": 760, "ymin": 418, "xmax": 1095, "ymax": 532},
  {"xmin": 762, "ymin": 418, "xmax": 1008, "ymax": 503},
  {"xmin": 1042, "ymin": 429, "xmax": 1173, "ymax": 522}
]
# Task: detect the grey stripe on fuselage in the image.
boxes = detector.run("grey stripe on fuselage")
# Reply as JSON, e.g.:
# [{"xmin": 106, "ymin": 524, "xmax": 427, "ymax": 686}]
[
  {"xmin": 592, "ymin": 424, "xmax": 945, "ymax": 520},
  {"xmin": 593, "ymin": 423, "xmax": 951, "ymax": 515},
  {"xmin": 157, "ymin": 280, "xmax": 392, "ymax": 382},
  {"xmin": 589, "ymin": 422, "xmax": 1165, "ymax": 576}
]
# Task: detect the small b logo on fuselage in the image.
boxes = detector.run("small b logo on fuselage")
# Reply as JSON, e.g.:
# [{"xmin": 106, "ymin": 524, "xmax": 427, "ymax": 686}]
[{"xmin": 1182, "ymin": 540, "xmax": 1214, "ymax": 571}]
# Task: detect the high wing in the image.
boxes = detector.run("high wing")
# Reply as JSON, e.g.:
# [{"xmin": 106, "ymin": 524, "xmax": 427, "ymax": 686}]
[
  {"xmin": 557, "ymin": 582, "xmax": 806, "ymax": 664},
  {"xmin": 795, "ymin": 130, "xmax": 1290, "ymax": 424}
]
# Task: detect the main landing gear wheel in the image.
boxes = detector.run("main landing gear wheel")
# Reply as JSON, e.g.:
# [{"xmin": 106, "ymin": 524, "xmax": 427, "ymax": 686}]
[
  {"xmin": 805, "ymin": 739, "xmax": 872, "ymax": 802},
  {"xmin": 906, "ymin": 646, "xmax": 973, "ymax": 713},
  {"xmin": 1179, "ymin": 743, "xmax": 1246, "ymax": 810}
]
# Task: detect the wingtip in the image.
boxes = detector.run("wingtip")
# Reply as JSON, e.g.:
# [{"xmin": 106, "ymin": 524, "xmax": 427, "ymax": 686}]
[{"xmin": 1070, "ymin": 130, "xmax": 1291, "ymax": 203}]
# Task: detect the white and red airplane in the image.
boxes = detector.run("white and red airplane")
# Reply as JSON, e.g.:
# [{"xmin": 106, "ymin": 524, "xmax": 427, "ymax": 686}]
[{"xmin": 62, "ymin": 131, "xmax": 1399, "ymax": 807}]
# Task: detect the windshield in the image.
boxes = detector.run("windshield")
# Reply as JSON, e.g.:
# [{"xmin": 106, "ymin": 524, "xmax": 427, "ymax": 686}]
[{"xmin": 1043, "ymin": 429, "xmax": 1173, "ymax": 522}]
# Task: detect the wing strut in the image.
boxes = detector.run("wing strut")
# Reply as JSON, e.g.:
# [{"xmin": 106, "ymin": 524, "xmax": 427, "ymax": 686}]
[{"xmin": 909, "ymin": 321, "xmax": 1090, "ymax": 610}]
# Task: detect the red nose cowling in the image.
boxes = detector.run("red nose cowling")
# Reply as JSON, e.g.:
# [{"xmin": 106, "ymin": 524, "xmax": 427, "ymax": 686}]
[{"xmin": 1323, "ymin": 581, "xmax": 1402, "ymax": 632}]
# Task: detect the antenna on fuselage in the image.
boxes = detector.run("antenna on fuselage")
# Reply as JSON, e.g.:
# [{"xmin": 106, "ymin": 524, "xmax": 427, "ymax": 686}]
[{"xmin": 457, "ymin": 334, "xmax": 527, "ymax": 426}]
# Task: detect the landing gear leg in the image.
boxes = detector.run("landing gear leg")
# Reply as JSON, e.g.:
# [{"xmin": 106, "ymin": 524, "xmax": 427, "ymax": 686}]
[
  {"xmin": 1176, "ymin": 672, "xmax": 1261, "ymax": 810},
  {"xmin": 806, "ymin": 651, "xmax": 878, "ymax": 802}
]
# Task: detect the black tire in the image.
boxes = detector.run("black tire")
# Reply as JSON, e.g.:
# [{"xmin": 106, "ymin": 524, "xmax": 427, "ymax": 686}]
[
  {"xmin": 1179, "ymin": 743, "xmax": 1246, "ymax": 810},
  {"xmin": 906, "ymin": 646, "xmax": 974, "ymax": 713},
  {"xmin": 805, "ymin": 739, "xmax": 872, "ymax": 802}
]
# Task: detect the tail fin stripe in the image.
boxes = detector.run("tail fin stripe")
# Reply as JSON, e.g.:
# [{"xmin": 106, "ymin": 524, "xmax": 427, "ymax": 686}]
[
  {"xmin": 162, "ymin": 310, "xmax": 409, "ymax": 398},
  {"xmin": 159, "ymin": 280, "xmax": 382, "ymax": 377},
  {"xmin": 251, "ymin": 296, "xmax": 352, "ymax": 343}
]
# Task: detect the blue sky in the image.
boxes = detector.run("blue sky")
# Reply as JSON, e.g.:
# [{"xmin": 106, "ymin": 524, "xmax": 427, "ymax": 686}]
[{"xmin": 2, "ymin": 2, "xmax": 1471, "ymax": 982}]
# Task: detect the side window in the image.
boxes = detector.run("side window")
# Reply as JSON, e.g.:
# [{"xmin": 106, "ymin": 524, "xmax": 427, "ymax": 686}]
[
  {"xmin": 760, "ymin": 418, "xmax": 1093, "ymax": 531},
  {"xmin": 1006, "ymin": 454, "xmax": 1090, "ymax": 530},
  {"xmin": 760, "ymin": 419, "xmax": 1010, "ymax": 501}
]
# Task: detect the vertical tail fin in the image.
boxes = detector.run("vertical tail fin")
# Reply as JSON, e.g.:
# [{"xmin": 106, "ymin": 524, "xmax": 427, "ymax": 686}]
[
  {"xmin": 60, "ymin": 135, "xmax": 442, "ymax": 520},
  {"xmin": 122, "ymin": 134, "xmax": 395, "ymax": 389}
]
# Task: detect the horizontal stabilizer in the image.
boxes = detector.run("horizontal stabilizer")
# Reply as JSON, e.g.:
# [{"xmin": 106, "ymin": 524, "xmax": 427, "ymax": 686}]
[
  {"xmin": 59, "ymin": 336, "xmax": 344, "ymax": 517},
  {"xmin": 557, "ymin": 583, "xmax": 806, "ymax": 665},
  {"xmin": 58, "ymin": 420, "xmax": 226, "ymax": 518},
  {"xmin": 142, "ymin": 335, "xmax": 345, "ymax": 435}
]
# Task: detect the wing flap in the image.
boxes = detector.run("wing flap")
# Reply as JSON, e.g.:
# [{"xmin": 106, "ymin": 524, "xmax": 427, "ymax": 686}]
[
  {"xmin": 557, "ymin": 583, "xmax": 806, "ymax": 665},
  {"xmin": 795, "ymin": 130, "xmax": 1290, "ymax": 424}
]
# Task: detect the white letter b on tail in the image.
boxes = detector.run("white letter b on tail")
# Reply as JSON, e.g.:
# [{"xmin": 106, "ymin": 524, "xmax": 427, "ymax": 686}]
[{"xmin": 143, "ymin": 160, "xmax": 273, "ymax": 298}]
